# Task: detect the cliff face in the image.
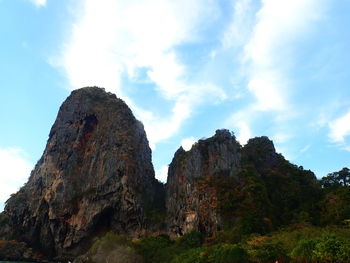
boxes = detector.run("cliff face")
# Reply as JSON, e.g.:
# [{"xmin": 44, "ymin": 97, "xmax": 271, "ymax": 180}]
[
  {"xmin": 166, "ymin": 131, "xmax": 320, "ymax": 239},
  {"xmin": 166, "ymin": 130, "xmax": 242, "ymax": 238},
  {"xmin": 1, "ymin": 87, "xmax": 321, "ymax": 260},
  {"xmin": 4, "ymin": 87, "xmax": 163, "ymax": 259}
]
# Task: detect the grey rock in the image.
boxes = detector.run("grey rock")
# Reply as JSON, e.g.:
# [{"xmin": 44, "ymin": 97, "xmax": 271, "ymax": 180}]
[
  {"xmin": 4, "ymin": 87, "xmax": 163, "ymax": 260},
  {"xmin": 166, "ymin": 129, "xmax": 242, "ymax": 238}
]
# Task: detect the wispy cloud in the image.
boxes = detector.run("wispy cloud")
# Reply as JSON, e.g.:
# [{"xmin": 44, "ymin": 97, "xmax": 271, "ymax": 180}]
[
  {"xmin": 300, "ymin": 144, "xmax": 311, "ymax": 153},
  {"xmin": 222, "ymin": 0, "xmax": 256, "ymax": 48},
  {"xmin": 181, "ymin": 136, "xmax": 196, "ymax": 151},
  {"xmin": 155, "ymin": 165, "xmax": 169, "ymax": 183},
  {"xmin": 30, "ymin": 0, "xmax": 46, "ymax": 7},
  {"xmin": 226, "ymin": 110, "xmax": 253, "ymax": 145},
  {"xmin": 243, "ymin": 0, "xmax": 323, "ymax": 112},
  {"xmin": 329, "ymin": 109, "xmax": 350, "ymax": 146},
  {"xmin": 225, "ymin": 0, "xmax": 326, "ymax": 142},
  {"xmin": 273, "ymin": 132, "xmax": 292, "ymax": 144},
  {"xmin": 57, "ymin": 0, "xmax": 226, "ymax": 148},
  {"xmin": 0, "ymin": 148, "xmax": 32, "ymax": 211}
]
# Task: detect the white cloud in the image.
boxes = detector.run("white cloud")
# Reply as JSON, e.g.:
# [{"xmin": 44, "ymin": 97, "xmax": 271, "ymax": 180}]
[
  {"xmin": 58, "ymin": 0, "xmax": 225, "ymax": 149},
  {"xmin": 0, "ymin": 148, "xmax": 32, "ymax": 211},
  {"xmin": 155, "ymin": 165, "xmax": 169, "ymax": 183},
  {"xmin": 222, "ymin": 0, "xmax": 255, "ymax": 48},
  {"xmin": 329, "ymin": 110, "xmax": 350, "ymax": 144},
  {"xmin": 235, "ymin": 121, "xmax": 252, "ymax": 145},
  {"xmin": 243, "ymin": 0, "xmax": 322, "ymax": 112},
  {"xmin": 226, "ymin": 110, "xmax": 253, "ymax": 145},
  {"xmin": 30, "ymin": 0, "xmax": 46, "ymax": 7},
  {"xmin": 223, "ymin": 0, "xmax": 325, "ymax": 142},
  {"xmin": 300, "ymin": 144, "xmax": 311, "ymax": 153},
  {"xmin": 273, "ymin": 132, "xmax": 291, "ymax": 144},
  {"xmin": 181, "ymin": 137, "xmax": 196, "ymax": 151}
]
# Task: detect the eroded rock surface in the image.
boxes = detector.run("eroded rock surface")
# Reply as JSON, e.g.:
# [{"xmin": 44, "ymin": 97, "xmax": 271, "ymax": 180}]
[
  {"xmin": 4, "ymin": 87, "xmax": 163, "ymax": 260},
  {"xmin": 166, "ymin": 129, "xmax": 242, "ymax": 238},
  {"xmin": 166, "ymin": 131, "xmax": 320, "ymax": 239}
]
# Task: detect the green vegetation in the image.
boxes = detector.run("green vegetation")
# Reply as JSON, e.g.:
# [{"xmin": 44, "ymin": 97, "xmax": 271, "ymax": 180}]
[
  {"xmin": 90, "ymin": 166, "xmax": 350, "ymax": 263},
  {"xmin": 85, "ymin": 225, "xmax": 349, "ymax": 263},
  {"xmin": 141, "ymin": 197, "xmax": 167, "ymax": 229},
  {"xmin": 133, "ymin": 231, "xmax": 203, "ymax": 263},
  {"xmin": 132, "ymin": 225, "xmax": 350, "ymax": 263},
  {"xmin": 320, "ymin": 167, "xmax": 350, "ymax": 225},
  {"xmin": 80, "ymin": 232, "xmax": 143, "ymax": 263}
]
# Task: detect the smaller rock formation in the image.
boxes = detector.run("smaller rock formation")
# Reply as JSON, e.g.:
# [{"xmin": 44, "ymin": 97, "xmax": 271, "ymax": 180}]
[
  {"xmin": 166, "ymin": 130, "xmax": 321, "ymax": 239},
  {"xmin": 166, "ymin": 129, "xmax": 242, "ymax": 238},
  {"xmin": 242, "ymin": 136, "xmax": 280, "ymax": 173}
]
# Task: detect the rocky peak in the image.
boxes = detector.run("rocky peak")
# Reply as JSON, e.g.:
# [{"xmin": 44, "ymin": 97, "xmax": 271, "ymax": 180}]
[
  {"xmin": 243, "ymin": 136, "xmax": 280, "ymax": 172},
  {"xmin": 166, "ymin": 132, "xmax": 321, "ymax": 240},
  {"xmin": 245, "ymin": 136, "xmax": 276, "ymax": 155},
  {"xmin": 214, "ymin": 128, "xmax": 232, "ymax": 139},
  {"xmin": 4, "ymin": 87, "xmax": 163, "ymax": 260},
  {"xmin": 166, "ymin": 130, "xmax": 242, "ymax": 238}
]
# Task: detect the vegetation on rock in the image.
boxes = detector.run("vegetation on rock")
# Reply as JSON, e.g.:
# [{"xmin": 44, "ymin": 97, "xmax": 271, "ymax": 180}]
[{"xmin": 0, "ymin": 88, "xmax": 349, "ymax": 263}]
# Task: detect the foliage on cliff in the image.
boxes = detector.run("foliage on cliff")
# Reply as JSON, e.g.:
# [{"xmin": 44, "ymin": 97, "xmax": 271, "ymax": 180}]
[
  {"xmin": 1, "ymin": 87, "xmax": 349, "ymax": 263},
  {"xmin": 80, "ymin": 224, "xmax": 349, "ymax": 263}
]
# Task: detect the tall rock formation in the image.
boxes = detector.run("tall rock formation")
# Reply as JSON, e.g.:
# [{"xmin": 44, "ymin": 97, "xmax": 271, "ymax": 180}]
[
  {"xmin": 166, "ymin": 129, "xmax": 241, "ymax": 238},
  {"xmin": 4, "ymin": 87, "xmax": 163, "ymax": 260},
  {"xmin": 166, "ymin": 130, "xmax": 320, "ymax": 239}
]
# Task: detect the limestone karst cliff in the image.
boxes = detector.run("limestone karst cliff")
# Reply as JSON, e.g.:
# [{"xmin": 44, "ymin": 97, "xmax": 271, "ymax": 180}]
[
  {"xmin": 3, "ymin": 87, "xmax": 164, "ymax": 260},
  {"xmin": 166, "ymin": 129, "xmax": 242, "ymax": 238},
  {"xmin": 0, "ymin": 87, "xmax": 328, "ymax": 262},
  {"xmin": 166, "ymin": 130, "xmax": 321, "ymax": 240}
]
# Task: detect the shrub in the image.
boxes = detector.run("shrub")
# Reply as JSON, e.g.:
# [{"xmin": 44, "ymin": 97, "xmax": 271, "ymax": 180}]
[
  {"xmin": 313, "ymin": 234, "xmax": 350, "ymax": 262},
  {"xmin": 247, "ymin": 237, "xmax": 287, "ymax": 263},
  {"xmin": 171, "ymin": 248, "xmax": 204, "ymax": 263},
  {"xmin": 177, "ymin": 231, "xmax": 203, "ymax": 249},
  {"xmin": 134, "ymin": 235, "xmax": 174, "ymax": 263},
  {"xmin": 290, "ymin": 238, "xmax": 318, "ymax": 263},
  {"xmin": 91, "ymin": 232, "xmax": 130, "ymax": 253},
  {"xmin": 211, "ymin": 244, "xmax": 249, "ymax": 263}
]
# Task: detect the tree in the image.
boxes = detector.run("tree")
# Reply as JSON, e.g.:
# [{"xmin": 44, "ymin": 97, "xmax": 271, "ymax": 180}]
[{"xmin": 321, "ymin": 167, "xmax": 350, "ymax": 188}]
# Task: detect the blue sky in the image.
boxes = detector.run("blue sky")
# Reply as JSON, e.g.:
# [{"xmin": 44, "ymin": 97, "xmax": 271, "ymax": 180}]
[{"xmin": 1, "ymin": 0, "xmax": 350, "ymax": 211}]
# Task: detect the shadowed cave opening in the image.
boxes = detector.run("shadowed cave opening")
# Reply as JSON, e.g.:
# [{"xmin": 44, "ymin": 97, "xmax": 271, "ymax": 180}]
[{"xmin": 92, "ymin": 207, "xmax": 115, "ymax": 236}]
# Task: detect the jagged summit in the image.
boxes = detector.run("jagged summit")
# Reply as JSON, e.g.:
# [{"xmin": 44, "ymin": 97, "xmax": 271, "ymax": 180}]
[
  {"xmin": 166, "ymin": 129, "xmax": 242, "ymax": 237},
  {"xmin": 4, "ymin": 87, "xmax": 164, "ymax": 260},
  {"xmin": 166, "ymin": 130, "xmax": 319, "ymax": 238},
  {"xmin": 0, "ymin": 91, "xmax": 323, "ymax": 261}
]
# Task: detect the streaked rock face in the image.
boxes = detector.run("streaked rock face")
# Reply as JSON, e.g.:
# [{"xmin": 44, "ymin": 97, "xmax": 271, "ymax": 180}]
[
  {"xmin": 166, "ymin": 129, "xmax": 242, "ymax": 238},
  {"xmin": 166, "ymin": 132, "xmax": 320, "ymax": 240},
  {"xmin": 4, "ymin": 87, "xmax": 163, "ymax": 260}
]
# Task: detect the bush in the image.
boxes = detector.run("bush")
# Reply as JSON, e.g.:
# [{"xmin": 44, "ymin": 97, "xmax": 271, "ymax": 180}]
[
  {"xmin": 211, "ymin": 244, "xmax": 249, "ymax": 263},
  {"xmin": 290, "ymin": 238, "xmax": 318, "ymax": 262},
  {"xmin": 135, "ymin": 232, "xmax": 203, "ymax": 263},
  {"xmin": 313, "ymin": 234, "xmax": 350, "ymax": 262},
  {"xmin": 171, "ymin": 244, "xmax": 249, "ymax": 263},
  {"xmin": 81, "ymin": 232, "xmax": 143, "ymax": 263},
  {"xmin": 171, "ymin": 248, "xmax": 204, "ymax": 263},
  {"xmin": 91, "ymin": 232, "xmax": 130, "ymax": 253},
  {"xmin": 247, "ymin": 237, "xmax": 287, "ymax": 263},
  {"xmin": 134, "ymin": 235, "xmax": 174, "ymax": 263},
  {"xmin": 178, "ymin": 231, "xmax": 203, "ymax": 249}
]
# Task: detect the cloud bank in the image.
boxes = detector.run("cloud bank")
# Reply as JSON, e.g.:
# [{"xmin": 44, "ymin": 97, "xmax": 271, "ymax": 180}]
[
  {"xmin": 0, "ymin": 148, "xmax": 32, "ymax": 211},
  {"xmin": 225, "ymin": 0, "xmax": 325, "ymax": 146},
  {"xmin": 54, "ymin": 0, "xmax": 345, "ymax": 179},
  {"xmin": 59, "ymin": 0, "xmax": 226, "ymax": 148}
]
